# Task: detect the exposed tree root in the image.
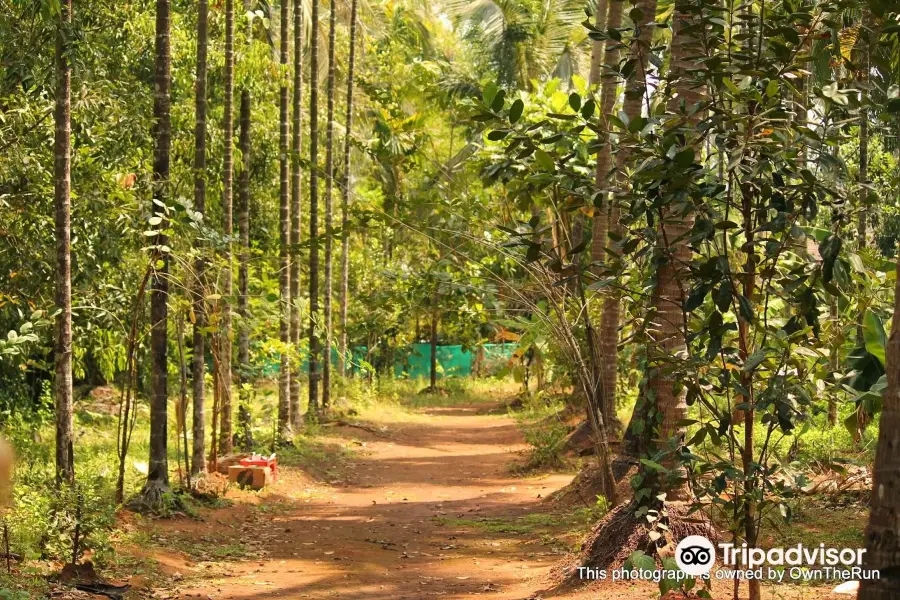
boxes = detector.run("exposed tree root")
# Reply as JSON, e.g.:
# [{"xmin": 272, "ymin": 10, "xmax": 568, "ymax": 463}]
[
  {"xmin": 562, "ymin": 500, "xmax": 717, "ymax": 583},
  {"xmin": 126, "ymin": 479, "xmax": 173, "ymax": 515}
]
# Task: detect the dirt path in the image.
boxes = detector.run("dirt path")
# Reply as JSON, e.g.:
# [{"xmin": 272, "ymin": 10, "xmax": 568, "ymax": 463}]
[
  {"xmin": 140, "ymin": 400, "xmax": 845, "ymax": 600},
  {"xmin": 162, "ymin": 402, "xmax": 584, "ymax": 599}
]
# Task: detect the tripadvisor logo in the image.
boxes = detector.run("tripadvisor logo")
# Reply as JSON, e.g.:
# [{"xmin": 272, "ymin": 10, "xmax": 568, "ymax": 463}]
[
  {"xmin": 676, "ymin": 535, "xmax": 716, "ymax": 576},
  {"xmin": 674, "ymin": 535, "xmax": 871, "ymax": 578}
]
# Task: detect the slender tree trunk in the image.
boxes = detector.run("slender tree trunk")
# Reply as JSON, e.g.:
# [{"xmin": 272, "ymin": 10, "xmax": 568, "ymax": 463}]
[
  {"xmin": 192, "ymin": 0, "xmax": 209, "ymax": 476},
  {"xmin": 858, "ymin": 253, "xmax": 900, "ymax": 600},
  {"xmin": 588, "ymin": 0, "xmax": 609, "ymax": 86},
  {"xmin": 237, "ymin": 0, "xmax": 251, "ymax": 391},
  {"xmin": 278, "ymin": 0, "xmax": 293, "ymax": 440},
  {"xmin": 588, "ymin": 0, "xmax": 611, "ymax": 278},
  {"xmin": 54, "ymin": 0, "xmax": 75, "ymax": 486},
  {"xmin": 856, "ymin": 93, "xmax": 868, "ymax": 349},
  {"xmin": 307, "ymin": 0, "xmax": 321, "ymax": 415},
  {"xmin": 339, "ymin": 0, "xmax": 360, "ymax": 379},
  {"xmin": 430, "ymin": 299, "xmax": 438, "ymax": 391},
  {"xmin": 321, "ymin": 0, "xmax": 337, "ymax": 409},
  {"xmin": 289, "ymin": 0, "xmax": 304, "ymax": 430},
  {"xmin": 618, "ymin": 0, "xmax": 658, "ymax": 457},
  {"xmin": 219, "ymin": 0, "xmax": 235, "ymax": 456},
  {"xmin": 237, "ymin": 86, "xmax": 251, "ymax": 405},
  {"xmin": 143, "ymin": 0, "xmax": 173, "ymax": 502},
  {"xmin": 828, "ymin": 298, "xmax": 839, "ymax": 426},
  {"xmin": 592, "ymin": 0, "xmax": 625, "ymax": 432}
]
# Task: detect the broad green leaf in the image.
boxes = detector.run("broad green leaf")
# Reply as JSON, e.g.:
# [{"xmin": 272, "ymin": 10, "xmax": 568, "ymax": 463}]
[{"xmin": 863, "ymin": 310, "xmax": 887, "ymax": 365}]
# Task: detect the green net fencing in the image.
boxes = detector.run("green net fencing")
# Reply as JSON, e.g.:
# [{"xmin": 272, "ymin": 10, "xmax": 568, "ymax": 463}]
[{"xmin": 261, "ymin": 343, "xmax": 515, "ymax": 379}]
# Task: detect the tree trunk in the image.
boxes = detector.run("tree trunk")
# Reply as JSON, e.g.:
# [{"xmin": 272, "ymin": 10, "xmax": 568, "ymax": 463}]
[
  {"xmin": 219, "ymin": 0, "xmax": 235, "ymax": 456},
  {"xmin": 828, "ymin": 298, "xmax": 838, "ymax": 426},
  {"xmin": 192, "ymin": 0, "xmax": 209, "ymax": 476},
  {"xmin": 587, "ymin": 0, "xmax": 609, "ymax": 86},
  {"xmin": 237, "ymin": 84, "xmax": 251, "ymax": 411},
  {"xmin": 143, "ymin": 0, "xmax": 172, "ymax": 503},
  {"xmin": 858, "ymin": 254, "xmax": 900, "ymax": 600},
  {"xmin": 289, "ymin": 0, "xmax": 304, "ymax": 430},
  {"xmin": 648, "ymin": 0, "xmax": 704, "ymax": 502},
  {"xmin": 321, "ymin": 0, "xmax": 337, "ymax": 409},
  {"xmin": 339, "ymin": 0, "xmax": 360, "ymax": 379},
  {"xmin": 54, "ymin": 0, "xmax": 75, "ymax": 486},
  {"xmin": 592, "ymin": 0, "xmax": 625, "ymax": 433},
  {"xmin": 237, "ymin": 0, "xmax": 251, "ymax": 387},
  {"xmin": 307, "ymin": 0, "xmax": 321, "ymax": 416},
  {"xmin": 617, "ymin": 0, "xmax": 659, "ymax": 456},
  {"xmin": 430, "ymin": 300, "xmax": 439, "ymax": 391},
  {"xmin": 856, "ymin": 91, "xmax": 868, "ymax": 352},
  {"xmin": 278, "ymin": 0, "xmax": 293, "ymax": 439}
]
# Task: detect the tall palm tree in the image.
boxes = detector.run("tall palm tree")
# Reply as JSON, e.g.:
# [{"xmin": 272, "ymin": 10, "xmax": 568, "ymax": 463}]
[
  {"xmin": 237, "ymin": 0, "xmax": 252, "ymax": 397},
  {"xmin": 290, "ymin": 0, "xmax": 304, "ymax": 429},
  {"xmin": 54, "ymin": 0, "xmax": 74, "ymax": 485},
  {"xmin": 143, "ymin": 0, "xmax": 173, "ymax": 505},
  {"xmin": 192, "ymin": 0, "xmax": 210, "ymax": 475},
  {"xmin": 307, "ymin": 0, "xmax": 321, "ymax": 416},
  {"xmin": 278, "ymin": 0, "xmax": 293, "ymax": 439},
  {"xmin": 220, "ymin": 0, "xmax": 236, "ymax": 456},
  {"xmin": 323, "ymin": 0, "xmax": 338, "ymax": 408},
  {"xmin": 445, "ymin": 0, "xmax": 589, "ymax": 90},
  {"xmin": 339, "ymin": 0, "xmax": 360, "ymax": 378}
]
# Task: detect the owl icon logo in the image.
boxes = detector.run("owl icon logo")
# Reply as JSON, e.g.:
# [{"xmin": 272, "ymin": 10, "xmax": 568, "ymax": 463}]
[{"xmin": 675, "ymin": 535, "xmax": 716, "ymax": 576}]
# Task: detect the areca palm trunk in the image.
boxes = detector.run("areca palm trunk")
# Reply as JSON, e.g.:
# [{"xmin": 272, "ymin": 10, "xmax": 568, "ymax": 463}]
[
  {"xmin": 591, "ymin": 0, "xmax": 624, "ymax": 431},
  {"xmin": 339, "ymin": 0, "xmax": 360, "ymax": 378},
  {"xmin": 278, "ymin": 0, "xmax": 293, "ymax": 439},
  {"xmin": 219, "ymin": 0, "xmax": 235, "ymax": 455},
  {"xmin": 192, "ymin": 0, "xmax": 209, "ymax": 475},
  {"xmin": 859, "ymin": 258, "xmax": 900, "ymax": 600},
  {"xmin": 238, "ymin": 88, "xmax": 250, "ymax": 380},
  {"xmin": 322, "ymin": 0, "xmax": 337, "ymax": 409},
  {"xmin": 289, "ymin": 0, "xmax": 304, "ymax": 429},
  {"xmin": 54, "ymin": 0, "xmax": 74, "ymax": 485},
  {"xmin": 612, "ymin": 0, "xmax": 659, "ymax": 457},
  {"xmin": 143, "ymin": 0, "xmax": 172, "ymax": 502},
  {"xmin": 307, "ymin": 0, "xmax": 321, "ymax": 415},
  {"xmin": 237, "ymin": 0, "xmax": 251, "ymax": 393}
]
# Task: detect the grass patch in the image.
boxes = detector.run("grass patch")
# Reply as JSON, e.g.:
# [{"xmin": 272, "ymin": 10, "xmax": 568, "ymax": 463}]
[
  {"xmin": 508, "ymin": 392, "xmax": 571, "ymax": 472},
  {"xmin": 435, "ymin": 505, "xmax": 607, "ymax": 537},
  {"xmin": 764, "ymin": 498, "xmax": 867, "ymax": 550}
]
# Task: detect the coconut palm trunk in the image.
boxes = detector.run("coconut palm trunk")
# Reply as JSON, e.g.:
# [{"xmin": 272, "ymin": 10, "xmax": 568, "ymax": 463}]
[
  {"xmin": 278, "ymin": 0, "xmax": 293, "ymax": 439},
  {"xmin": 339, "ymin": 0, "xmax": 360, "ymax": 378},
  {"xmin": 142, "ymin": 0, "xmax": 173, "ymax": 503},
  {"xmin": 192, "ymin": 0, "xmax": 209, "ymax": 476},
  {"xmin": 219, "ymin": 0, "xmax": 235, "ymax": 456},
  {"xmin": 307, "ymin": 0, "xmax": 321, "ymax": 415},
  {"xmin": 54, "ymin": 0, "xmax": 75, "ymax": 485},
  {"xmin": 289, "ymin": 0, "xmax": 304, "ymax": 430},
  {"xmin": 647, "ymin": 0, "xmax": 705, "ymax": 499},
  {"xmin": 322, "ymin": 0, "xmax": 337, "ymax": 409}
]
